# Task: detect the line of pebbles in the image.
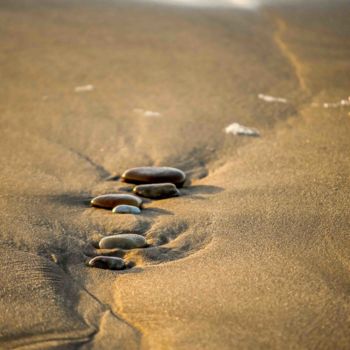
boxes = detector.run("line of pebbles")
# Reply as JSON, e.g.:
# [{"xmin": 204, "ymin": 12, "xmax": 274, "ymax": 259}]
[{"xmin": 86, "ymin": 166, "xmax": 186, "ymax": 271}]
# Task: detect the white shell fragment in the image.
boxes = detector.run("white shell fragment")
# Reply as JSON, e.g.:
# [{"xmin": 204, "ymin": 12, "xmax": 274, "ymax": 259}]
[
  {"xmin": 133, "ymin": 108, "xmax": 161, "ymax": 117},
  {"xmin": 225, "ymin": 123, "xmax": 260, "ymax": 137},
  {"xmin": 74, "ymin": 84, "xmax": 94, "ymax": 92},
  {"xmin": 323, "ymin": 98, "xmax": 350, "ymax": 108},
  {"xmin": 258, "ymin": 94, "xmax": 287, "ymax": 103},
  {"xmin": 311, "ymin": 97, "xmax": 350, "ymax": 108}
]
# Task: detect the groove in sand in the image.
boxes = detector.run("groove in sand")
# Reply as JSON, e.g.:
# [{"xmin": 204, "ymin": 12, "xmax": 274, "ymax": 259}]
[{"xmin": 273, "ymin": 16, "xmax": 309, "ymax": 94}]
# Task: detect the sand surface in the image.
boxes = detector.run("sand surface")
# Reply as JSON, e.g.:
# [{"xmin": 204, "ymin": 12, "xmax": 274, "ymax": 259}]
[{"xmin": 1, "ymin": 0, "xmax": 350, "ymax": 348}]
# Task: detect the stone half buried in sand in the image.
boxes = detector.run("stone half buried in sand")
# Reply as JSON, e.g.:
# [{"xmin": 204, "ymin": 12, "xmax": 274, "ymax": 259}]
[
  {"xmin": 87, "ymin": 256, "xmax": 126, "ymax": 270},
  {"xmin": 91, "ymin": 193, "xmax": 142, "ymax": 209},
  {"xmin": 121, "ymin": 166, "xmax": 186, "ymax": 187},
  {"xmin": 133, "ymin": 183, "xmax": 180, "ymax": 199},
  {"xmin": 99, "ymin": 234, "xmax": 148, "ymax": 250},
  {"xmin": 112, "ymin": 204, "xmax": 141, "ymax": 214}
]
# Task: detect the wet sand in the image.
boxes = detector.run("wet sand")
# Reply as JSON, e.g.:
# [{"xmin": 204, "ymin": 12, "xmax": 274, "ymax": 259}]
[{"xmin": 1, "ymin": 0, "xmax": 350, "ymax": 348}]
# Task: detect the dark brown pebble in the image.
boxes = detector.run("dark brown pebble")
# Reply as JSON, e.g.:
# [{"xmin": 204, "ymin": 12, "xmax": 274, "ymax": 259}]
[
  {"xmin": 121, "ymin": 166, "xmax": 186, "ymax": 187},
  {"xmin": 133, "ymin": 183, "xmax": 180, "ymax": 199},
  {"xmin": 91, "ymin": 194, "xmax": 142, "ymax": 209},
  {"xmin": 87, "ymin": 256, "xmax": 125, "ymax": 270}
]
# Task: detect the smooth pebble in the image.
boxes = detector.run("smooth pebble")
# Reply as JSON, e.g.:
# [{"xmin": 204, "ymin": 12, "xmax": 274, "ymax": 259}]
[
  {"xmin": 112, "ymin": 205, "xmax": 141, "ymax": 214},
  {"xmin": 87, "ymin": 256, "xmax": 125, "ymax": 270},
  {"xmin": 99, "ymin": 234, "xmax": 148, "ymax": 250},
  {"xmin": 121, "ymin": 166, "xmax": 186, "ymax": 187},
  {"xmin": 91, "ymin": 194, "xmax": 142, "ymax": 209},
  {"xmin": 133, "ymin": 183, "xmax": 180, "ymax": 199}
]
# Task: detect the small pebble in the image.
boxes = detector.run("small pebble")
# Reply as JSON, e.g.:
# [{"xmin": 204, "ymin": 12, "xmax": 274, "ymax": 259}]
[
  {"xmin": 121, "ymin": 166, "xmax": 186, "ymax": 187},
  {"xmin": 87, "ymin": 256, "xmax": 125, "ymax": 270},
  {"xmin": 112, "ymin": 205, "xmax": 141, "ymax": 214},
  {"xmin": 99, "ymin": 234, "xmax": 148, "ymax": 250},
  {"xmin": 91, "ymin": 194, "xmax": 142, "ymax": 209},
  {"xmin": 133, "ymin": 183, "xmax": 180, "ymax": 199}
]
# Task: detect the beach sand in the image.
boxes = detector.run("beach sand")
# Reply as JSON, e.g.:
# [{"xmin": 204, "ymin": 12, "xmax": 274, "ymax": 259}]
[{"xmin": 1, "ymin": 0, "xmax": 350, "ymax": 348}]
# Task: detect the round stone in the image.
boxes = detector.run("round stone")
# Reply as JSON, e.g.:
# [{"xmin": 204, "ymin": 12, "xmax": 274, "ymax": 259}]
[
  {"xmin": 121, "ymin": 166, "xmax": 186, "ymax": 187},
  {"xmin": 99, "ymin": 234, "xmax": 148, "ymax": 250},
  {"xmin": 112, "ymin": 205, "xmax": 141, "ymax": 214},
  {"xmin": 133, "ymin": 183, "xmax": 180, "ymax": 199},
  {"xmin": 87, "ymin": 256, "xmax": 125, "ymax": 270},
  {"xmin": 91, "ymin": 194, "xmax": 142, "ymax": 209}
]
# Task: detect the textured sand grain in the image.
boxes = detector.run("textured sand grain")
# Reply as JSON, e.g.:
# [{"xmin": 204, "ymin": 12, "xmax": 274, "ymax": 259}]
[{"xmin": 1, "ymin": 0, "xmax": 350, "ymax": 348}]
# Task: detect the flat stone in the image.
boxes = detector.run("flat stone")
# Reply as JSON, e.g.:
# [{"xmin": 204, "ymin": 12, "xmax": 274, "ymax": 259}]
[
  {"xmin": 91, "ymin": 194, "xmax": 142, "ymax": 209},
  {"xmin": 133, "ymin": 183, "xmax": 180, "ymax": 199},
  {"xmin": 99, "ymin": 234, "xmax": 148, "ymax": 250},
  {"xmin": 87, "ymin": 256, "xmax": 125, "ymax": 270},
  {"xmin": 121, "ymin": 166, "xmax": 186, "ymax": 187},
  {"xmin": 112, "ymin": 205, "xmax": 141, "ymax": 214}
]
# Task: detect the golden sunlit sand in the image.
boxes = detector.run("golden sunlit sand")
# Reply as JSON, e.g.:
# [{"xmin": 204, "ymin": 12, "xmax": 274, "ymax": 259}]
[{"xmin": 1, "ymin": 0, "xmax": 350, "ymax": 348}]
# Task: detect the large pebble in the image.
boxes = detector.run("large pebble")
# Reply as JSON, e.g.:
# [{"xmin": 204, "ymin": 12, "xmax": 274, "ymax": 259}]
[
  {"xmin": 133, "ymin": 183, "xmax": 180, "ymax": 199},
  {"xmin": 99, "ymin": 234, "xmax": 148, "ymax": 250},
  {"xmin": 87, "ymin": 256, "xmax": 125, "ymax": 270},
  {"xmin": 112, "ymin": 205, "xmax": 141, "ymax": 214},
  {"xmin": 121, "ymin": 167, "xmax": 186, "ymax": 187},
  {"xmin": 91, "ymin": 194, "xmax": 142, "ymax": 209}
]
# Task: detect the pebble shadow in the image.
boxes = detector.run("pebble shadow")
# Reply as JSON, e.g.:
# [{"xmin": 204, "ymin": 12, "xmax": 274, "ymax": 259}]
[
  {"xmin": 181, "ymin": 185, "xmax": 223, "ymax": 196},
  {"xmin": 118, "ymin": 267, "xmax": 144, "ymax": 275},
  {"xmin": 103, "ymin": 174, "xmax": 120, "ymax": 181},
  {"xmin": 47, "ymin": 193, "xmax": 92, "ymax": 208},
  {"xmin": 141, "ymin": 208, "xmax": 174, "ymax": 217}
]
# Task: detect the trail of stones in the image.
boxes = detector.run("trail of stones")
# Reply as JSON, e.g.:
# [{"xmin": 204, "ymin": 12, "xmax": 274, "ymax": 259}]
[{"xmin": 84, "ymin": 166, "xmax": 192, "ymax": 271}]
